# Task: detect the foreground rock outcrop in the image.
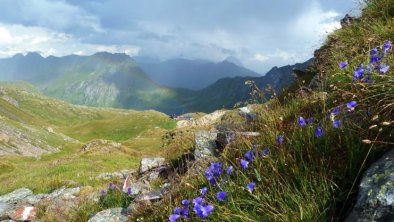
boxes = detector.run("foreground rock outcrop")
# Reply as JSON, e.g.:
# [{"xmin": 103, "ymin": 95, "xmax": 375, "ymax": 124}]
[
  {"xmin": 346, "ymin": 149, "xmax": 394, "ymax": 222},
  {"xmin": 0, "ymin": 186, "xmax": 83, "ymax": 221}
]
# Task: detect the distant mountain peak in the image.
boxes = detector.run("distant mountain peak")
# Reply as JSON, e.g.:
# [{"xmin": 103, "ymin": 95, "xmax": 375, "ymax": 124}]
[
  {"xmin": 92, "ymin": 51, "xmax": 132, "ymax": 63},
  {"xmin": 224, "ymin": 56, "xmax": 243, "ymax": 67},
  {"xmin": 25, "ymin": 52, "xmax": 44, "ymax": 59}
]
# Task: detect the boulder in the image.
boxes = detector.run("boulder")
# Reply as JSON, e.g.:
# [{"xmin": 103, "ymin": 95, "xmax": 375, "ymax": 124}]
[
  {"xmin": 0, "ymin": 189, "xmax": 32, "ymax": 204},
  {"xmin": 88, "ymin": 208, "xmax": 128, "ymax": 222},
  {"xmin": 346, "ymin": 149, "xmax": 394, "ymax": 221},
  {"xmin": 194, "ymin": 131, "xmax": 218, "ymax": 158},
  {"xmin": 139, "ymin": 158, "xmax": 166, "ymax": 174}
]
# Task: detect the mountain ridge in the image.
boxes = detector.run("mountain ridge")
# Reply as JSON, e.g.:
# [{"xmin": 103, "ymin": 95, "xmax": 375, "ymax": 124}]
[
  {"xmin": 0, "ymin": 52, "xmax": 312, "ymax": 114},
  {"xmin": 135, "ymin": 57, "xmax": 261, "ymax": 90}
]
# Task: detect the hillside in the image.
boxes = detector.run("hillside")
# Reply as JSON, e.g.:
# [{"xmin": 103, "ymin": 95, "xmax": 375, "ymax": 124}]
[
  {"xmin": 0, "ymin": 52, "xmax": 183, "ymax": 113},
  {"xmin": 0, "ymin": 53, "xmax": 307, "ymax": 114},
  {"xmin": 127, "ymin": 0, "xmax": 394, "ymax": 221},
  {"xmin": 0, "ymin": 81, "xmax": 176, "ymax": 194},
  {"xmin": 135, "ymin": 58, "xmax": 260, "ymax": 90},
  {"xmin": 178, "ymin": 59, "xmax": 313, "ymax": 112}
]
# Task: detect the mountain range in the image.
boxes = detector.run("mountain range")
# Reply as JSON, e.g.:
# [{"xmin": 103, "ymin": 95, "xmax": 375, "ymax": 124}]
[
  {"xmin": 134, "ymin": 57, "xmax": 260, "ymax": 90},
  {"xmin": 0, "ymin": 52, "xmax": 312, "ymax": 114}
]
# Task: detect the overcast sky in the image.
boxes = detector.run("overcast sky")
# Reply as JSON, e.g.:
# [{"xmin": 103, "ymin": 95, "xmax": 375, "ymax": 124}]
[{"xmin": 0, "ymin": 0, "xmax": 361, "ymax": 73}]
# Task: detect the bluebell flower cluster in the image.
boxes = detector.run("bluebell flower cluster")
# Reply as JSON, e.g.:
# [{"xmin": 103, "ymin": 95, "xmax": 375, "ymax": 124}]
[
  {"xmin": 341, "ymin": 40, "xmax": 391, "ymax": 82},
  {"xmin": 205, "ymin": 162, "xmax": 223, "ymax": 185},
  {"xmin": 167, "ymin": 41, "xmax": 391, "ymax": 220},
  {"xmin": 168, "ymin": 143, "xmax": 272, "ymax": 221}
]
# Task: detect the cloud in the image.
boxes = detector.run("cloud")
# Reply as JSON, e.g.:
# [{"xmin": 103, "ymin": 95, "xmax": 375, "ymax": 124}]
[
  {"xmin": 0, "ymin": 23, "xmax": 140, "ymax": 58},
  {"xmin": 0, "ymin": 0, "xmax": 102, "ymax": 34},
  {"xmin": 253, "ymin": 50, "xmax": 296, "ymax": 62},
  {"xmin": 291, "ymin": 2, "xmax": 341, "ymax": 45},
  {"xmin": 0, "ymin": 0, "xmax": 358, "ymax": 73}
]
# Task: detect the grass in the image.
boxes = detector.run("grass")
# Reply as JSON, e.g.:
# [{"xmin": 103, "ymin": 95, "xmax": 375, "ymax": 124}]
[
  {"xmin": 129, "ymin": 1, "xmax": 394, "ymax": 221},
  {"xmin": 0, "ymin": 82, "xmax": 176, "ymax": 195},
  {"xmin": 1, "ymin": 1, "xmax": 393, "ymax": 221}
]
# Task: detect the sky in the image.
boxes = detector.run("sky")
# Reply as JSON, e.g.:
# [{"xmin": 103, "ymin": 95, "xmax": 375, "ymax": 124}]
[{"xmin": 0, "ymin": 0, "xmax": 361, "ymax": 73}]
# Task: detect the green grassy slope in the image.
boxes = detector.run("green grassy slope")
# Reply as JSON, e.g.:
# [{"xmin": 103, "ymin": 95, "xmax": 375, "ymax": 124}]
[
  {"xmin": 0, "ymin": 81, "xmax": 176, "ymax": 194},
  {"xmin": 130, "ymin": 1, "xmax": 394, "ymax": 221}
]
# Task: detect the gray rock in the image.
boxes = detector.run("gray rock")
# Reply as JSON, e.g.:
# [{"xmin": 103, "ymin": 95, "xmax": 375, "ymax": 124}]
[
  {"xmin": 194, "ymin": 131, "xmax": 218, "ymax": 158},
  {"xmin": 146, "ymin": 166, "xmax": 170, "ymax": 182},
  {"xmin": 0, "ymin": 202, "xmax": 11, "ymax": 220},
  {"xmin": 0, "ymin": 189, "xmax": 32, "ymax": 204},
  {"xmin": 134, "ymin": 186, "xmax": 170, "ymax": 203},
  {"xmin": 47, "ymin": 187, "xmax": 80, "ymax": 200},
  {"xmin": 216, "ymin": 131, "xmax": 260, "ymax": 149},
  {"xmin": 238, "ymin": 106, "xmax": 257, "ymax": 121},
  {"xmin": 346, "ymin": 149, "xmax": 394, "ymax": 222},
  {"xmin": 25, "ymin": 194, "xmax": 48, "ymax": 205},
  {"xmin": 123, "ymin": 182, "xmax": 150, "ymax": 195},
  {"xmin": 139, "ymin": 158, "xmax": 166, "ymax": 174},
  {"xmin": 216, "ymin": 131, "xmax": 236, "ymax": 148},
  {"xmin": 88, "ymin": 208, "xmax": 128, "ymax": 222}
]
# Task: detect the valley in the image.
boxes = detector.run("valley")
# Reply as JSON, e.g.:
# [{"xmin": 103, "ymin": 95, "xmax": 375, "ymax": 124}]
[{"xmin": 0, "ymin": 81, "xmax": 176, "ymax": 194}]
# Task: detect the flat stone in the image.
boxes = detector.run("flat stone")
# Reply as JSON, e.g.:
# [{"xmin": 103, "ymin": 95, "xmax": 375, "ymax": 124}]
[
  {"xmin": 10, "ymin": 207, "xmax": 37, "ymax": 222},
  {"xmin": 47, "ymin": 187, "xmax": 80, "ymax": 200},
  {"xmin": 346, "ymin": 149, "xmax": 394, "ymax": 221},
  {"xmin": 88, "ymin": 208, "xmax": 128, "ymax": 222},
  {"xmin": 0, "ymin": 189, "xmax": 32, "ymax": 204},
  {"xmin": 139, "ymin": 158, "xmax": 166, "ymax": 174},
  {"xmin": 134, "ymin": 187, "xmax": 169, "ymax": 203}
]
